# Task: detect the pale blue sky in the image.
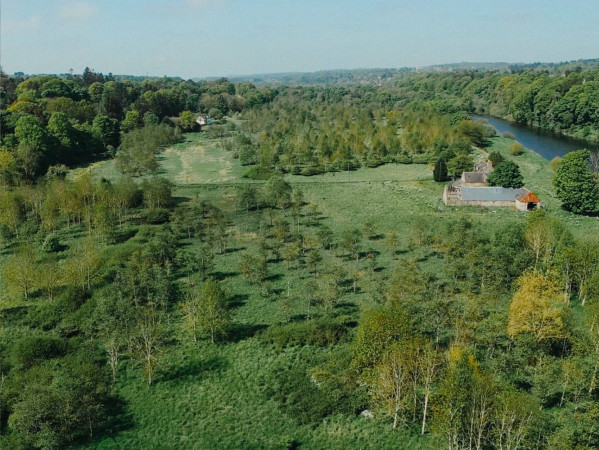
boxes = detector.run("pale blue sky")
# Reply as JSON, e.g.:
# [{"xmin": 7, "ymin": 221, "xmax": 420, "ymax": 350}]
[{"xmin": 2, "ymin": 0, "xmax": 599, "ymax": 78}]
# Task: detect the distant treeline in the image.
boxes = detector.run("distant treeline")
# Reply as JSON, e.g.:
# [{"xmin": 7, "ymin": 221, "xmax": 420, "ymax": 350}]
[{"xmin": 0, "ymin": 68, "xmax": 275, "ymax": 184}]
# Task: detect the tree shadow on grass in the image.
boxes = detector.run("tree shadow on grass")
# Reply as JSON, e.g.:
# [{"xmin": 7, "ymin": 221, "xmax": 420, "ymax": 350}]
[
  {"xmin": 228, "ymin": 323, "xmax": 268, "ymax": 343},
  {"xmin": 228, "ymin": 293, "xmax": 249, "ymax": 309},
  {"xmin": 265, "ymin": 273, "xmax": 283, "ymax": 282},
  {"xmin": 157, "ymin": 355, "xmax": 228, "ymax": 384},
  {"xmin": 74, "ymin": 395, "xmax": 133, "ymax": 447},
  {"xmin": 334, "ymin": 302, "xmax": 359, "ymax": 318},
  {"xmin": 212, "ymin": 270, "xmax": 239, "ymax": 280}
]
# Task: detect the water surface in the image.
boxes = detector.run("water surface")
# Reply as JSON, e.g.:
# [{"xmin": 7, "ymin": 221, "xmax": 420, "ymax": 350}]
[{"xmin": 473, "ymin": 115, "xmax": 599, "ymax": 160}]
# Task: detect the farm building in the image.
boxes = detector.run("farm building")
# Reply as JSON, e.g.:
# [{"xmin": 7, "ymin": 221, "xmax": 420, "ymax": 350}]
[
  {"xmin": 460, "ymin": 160, "xmax": 493, "ymax": 186},
  {"xmin": 443, "ymin": 158, "xmax": 540, "ymax": 211},
  {"xmin": 443, "ymin": 185, "xmax": 540, "ymax": 210}
]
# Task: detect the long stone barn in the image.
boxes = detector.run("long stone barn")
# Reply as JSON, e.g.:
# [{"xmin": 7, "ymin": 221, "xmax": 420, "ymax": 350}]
[{"xmin": 443, "ymin": 186, "xmax": 541, "ymax": 211}]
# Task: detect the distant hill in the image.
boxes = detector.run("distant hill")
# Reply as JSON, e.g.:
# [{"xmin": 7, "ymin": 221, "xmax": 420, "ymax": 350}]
[{"xmin": 223, "ymin": 58, "xmax": 599, "ymax": 86}]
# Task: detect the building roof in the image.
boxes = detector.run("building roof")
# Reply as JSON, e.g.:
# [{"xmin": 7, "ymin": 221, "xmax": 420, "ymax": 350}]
[
  {"xmin": 474, "ymin": 161, "xmax": 493, "ymax": 173},
  {"xmin": 462, "ymin": 172, "xmax": 487, "ymax": 184},
  {"xmin": 461, "ymin": 187, "xmax": 521, "ymax": 202},
  {"xmin": 515, "ymin": 189, "xmax": 540, "ymax": 203}
]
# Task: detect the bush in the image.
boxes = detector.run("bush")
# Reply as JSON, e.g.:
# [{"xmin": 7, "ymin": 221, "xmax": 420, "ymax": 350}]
[
  {"xmin": 144, "ymin": 208, "xmax": 170, "ymax": 224},
  {"xmin": 239, "ymin": 146, "xmax": 257, "ymax": 166},
  {"xmin": 242, "ymin": 165, "xmax": 272, "ymax": 180},
  {"xmin": 10, "ymin": 334, "xmax": 68, "ymax": 368},
  {"xmin": 510, "ymin": 142, "xmax": 525, "ymax": 156},
  {"xmin": 41, "ymin": 234, "xmax": 62, "ymax": 252},
  {"xmin": 488, "ymin": 150, "xmax": 504, "ymax": 166},
  {"xmin": 259, "ymin": 318, "xmax": 350, "ymax": 351},
  {"xmin": 267, "ymin": 360, "xmax": 367, "ymax": 426},
  {"xmin": 107, "ymin": 226, "xmax": 138, "ymax": 244},
  {"xmin": 299, "ymin": 166, "xmax": 325, "ymax": 176},
  {"xmin": 502, "ymin": 131, "xmax": 516, "ymax": 140}
]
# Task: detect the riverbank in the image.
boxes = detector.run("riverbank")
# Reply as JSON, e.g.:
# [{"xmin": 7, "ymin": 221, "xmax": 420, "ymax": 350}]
[
  {"xmin": 481, "ymin": 135, "xmax": 598, "ymax": 236},
  {"xmin": 474, "ymin": 114, "xmax": 599, "ymax": 160}
]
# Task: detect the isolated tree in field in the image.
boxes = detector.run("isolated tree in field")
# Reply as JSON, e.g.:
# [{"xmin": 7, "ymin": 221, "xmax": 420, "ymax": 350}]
[
  {"xmin": 130, "ymin": 307, "xmax": 164, "ymax": 386},
  {"xmin": 386, "ymin": 232, "xmax": 399, "ymax": 259},
  {"xmin": 553, "ymin": 149, "xmax": 599, "ymax": 215},
  {"xmin": 141, "ymin": 177, "xmax": 173, "ymax": 209},
  {"xmin": 67, "ymin": 237, "xmax": 102, "ymax": 291},
  {"xmin": 180, "ymin": 290, "xmax": 202, "ymax": 343},
  {"xmin": 236, "ymin": 184, "xmax": 258, "ymax": 211},
  {"xmin": 262, "ymin": 175, "xmax": 292, "ymax": 209},
  {"xmin": 240, "ymin": 250, "xmax": 268, "ymax": 284},
  {"xmin": 316, "ymin": 225, "xmax": 335, "ymax": 251},
  {"xmin": 281, "ymin": 242, "xmax": 301, "ymax": 270},
  {"xmin": 38, "ymin": 262, "xmax": 63, "ymax": 302},
  {"xmin": 341, "ymin": 228, "xmax": 362, "ymax": 261},
  {"xmin": 3, "ymin": 245, "xmax": 37, "ymax": 299},
  {"xmin": 510, "ymin": 142, "xmax": 524, "ymax": 155},
  {"xmin": 507, "ymin": 271, "xmax": 568, "ymax": 342},
  {"xmin": 487, "ymin": 161, "xmax": 524, "ymax": 188},
  {"xmin": 433, "ymin": 157, "xmax": 448, "ymax": 182},
  {"xmin": 196, "ymin": 279, "xmax": 230, "ymax": 343}
]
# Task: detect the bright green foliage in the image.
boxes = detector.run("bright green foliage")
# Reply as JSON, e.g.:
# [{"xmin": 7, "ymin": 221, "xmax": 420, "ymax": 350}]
[
  {"xmin": 196, "ymin": 279, "xmax": 230, "ymax": 343},
  {"xmin": 487, "ymin": 161, "xmax": 524, "ymax": 188},
  {"xmin": 447, "ymin": 154, "xmax": 473, "ymax": 178},
  {"xmin": 92, "ymin": 114, "xmax": 120, "ymax": 151},
  {"xmin": 262, "ymin": 175, "xmax": 292, "ymax": 209},
  {"xmin": 179, "ymin": 110, "xmax": 197, "ymax": 132},
  {"xmin": 553, "ymin": 149, "xmax": 599, "ymax": 214}
]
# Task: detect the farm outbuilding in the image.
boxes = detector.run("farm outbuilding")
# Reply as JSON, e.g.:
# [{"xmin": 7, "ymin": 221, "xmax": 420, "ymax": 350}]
[{"xmin": 443, "ymin": 185, "xmax": 541, "ymax": 210}]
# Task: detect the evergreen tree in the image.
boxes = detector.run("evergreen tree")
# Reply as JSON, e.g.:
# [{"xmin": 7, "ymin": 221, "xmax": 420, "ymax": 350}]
[{"xmin": 433, "ymin": 157, "xmax": 448, "ymax": 182}]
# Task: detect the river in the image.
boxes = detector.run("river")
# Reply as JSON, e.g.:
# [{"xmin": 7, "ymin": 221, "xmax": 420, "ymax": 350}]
[{"xmin": 473, "ymin": 115, "xmax": 599, "ymax": 160}]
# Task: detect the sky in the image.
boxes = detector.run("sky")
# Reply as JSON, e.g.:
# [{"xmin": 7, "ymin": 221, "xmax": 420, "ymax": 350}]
[{"xmin": 2, "ymin": 0, "xmax": 599, "ymax": 79}]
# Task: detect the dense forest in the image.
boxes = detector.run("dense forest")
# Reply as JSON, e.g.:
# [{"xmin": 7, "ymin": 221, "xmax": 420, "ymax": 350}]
[{"xmin": 0, "ymin": 66, "xmax": 599, "ymax": 448}]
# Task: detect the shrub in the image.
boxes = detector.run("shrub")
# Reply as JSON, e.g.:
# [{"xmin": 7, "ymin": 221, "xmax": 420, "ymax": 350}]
[
  {"xmin": 299, "ymin": 166, "xmax": 325, "ymax": 176},
  {"xmin": 502, "ymin": 131, "xmax": 516, "ymax": 140},
  {"xmin": 239, "ymin": 146, "xmax": 257, "ymax": 166},
  {"xmin": 242, "ymin": 165, "xmax": 272, "ymax": 180},
  {"xmin": 41, "ymin": 234, "xmax": 62, "ymax": 252},
  {"xmin": 267, "ymin": 360, "xmax": 367, "ymax": 426},
  {"xmin": 510, "ymin": 142, "xmax": 525, "ymax": 156},
  {"xmin": 144, "ymin": 208, "xmax": 170, "ymax": 224},
  {"xmin": 10, "ymin": 334, "xmax": 68, "ymax": 369},
  {"xmin": 259, "ymin": 318, "xmax": 350, "ymax": 351},
  {"xmin": 488, "ymin": 150, "xmax": 504, "ymax": 166}
]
